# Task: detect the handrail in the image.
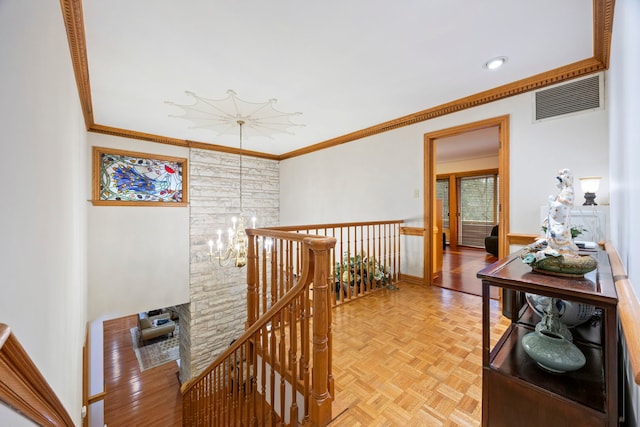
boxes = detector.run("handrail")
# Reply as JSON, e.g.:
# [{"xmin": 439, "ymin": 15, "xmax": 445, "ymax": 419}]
[
  {"xmin": 605, "ymin": 242, "xmax": 640, "ymax": 384},
  {"xmin": 181, "ymin": 234, "xmax": 330, "ymax": 392},
  {"xmin": 268, "ymin": 220, "xmax": 403, "ymax": 305},
  {"xmin": 268, "ymin": 220, "xmax": 404, "ymax": 232},
  {"xmin": 0, "ymin": 324, "xmax": 74, "ymax": 426},
  {"xmin": 181, "ymin": 232, "xmax": 336, "ymax": 426}
]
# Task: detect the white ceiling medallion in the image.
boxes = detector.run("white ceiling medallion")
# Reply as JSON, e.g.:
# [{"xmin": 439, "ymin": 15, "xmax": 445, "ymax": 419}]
[{"xmin": 166, "ymin": 89, "xmax": 304, "ymax": 139}]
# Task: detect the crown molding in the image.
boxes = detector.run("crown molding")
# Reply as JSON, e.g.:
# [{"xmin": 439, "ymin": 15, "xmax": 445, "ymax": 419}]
[
  {"xmin": 593, "ymin": 0, "xmax": 615, "ymax": 67},
  {"xmin": 89, "ymin": 124, "xmax": 280, "ymax": 161},
  {"xmin": 60, "ymin": 0, "xmax": 93, "ymax": 129},
  {"xmin": 61, "ymin": 0, "xmax": 614, "ymax": 161},
  {"xmin": 279, "ymin": 57, "xmax": 605, "ymax": 159}
]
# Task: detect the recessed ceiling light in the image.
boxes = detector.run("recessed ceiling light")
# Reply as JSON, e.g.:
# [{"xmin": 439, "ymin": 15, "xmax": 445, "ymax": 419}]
[{"xmin": 483, "ymin": 56, "xmax": 508, "ymax": 70}]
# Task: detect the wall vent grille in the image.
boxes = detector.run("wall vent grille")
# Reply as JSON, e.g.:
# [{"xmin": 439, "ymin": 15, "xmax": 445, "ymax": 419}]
[{"xmin": 534, "ymin": 74, "xmax": 602, "ymax": 121}]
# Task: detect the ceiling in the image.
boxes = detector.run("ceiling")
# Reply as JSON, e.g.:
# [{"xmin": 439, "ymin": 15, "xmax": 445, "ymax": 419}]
[
  {"xmin": 436, "ymin": 127, "xmax": 500, "ymax": 164},
  {"xmin": 74, "ymin": 0, "xmax": 611, "ymax": 158}
]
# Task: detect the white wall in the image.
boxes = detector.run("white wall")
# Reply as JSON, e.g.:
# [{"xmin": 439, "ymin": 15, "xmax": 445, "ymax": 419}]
[
  {"xmin": 609, "ymin": 0, "xmax": 640, "ymax": 424},
  {"xmin": 281, "ymin": 80, "xmax": 609, "ymax": 277},
  {"xmin": 0, "ymin": 2, "xmax": 87, "ymax": 424},
  {"xmin": 87, "ymin": 133, "xmax": 190, "ymax": 320}
]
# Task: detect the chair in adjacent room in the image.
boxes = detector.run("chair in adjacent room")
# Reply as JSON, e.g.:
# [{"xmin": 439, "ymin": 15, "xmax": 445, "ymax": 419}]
[{"xmin": 484, "ymin": 224, "xmax": 499, "ymax": 256}]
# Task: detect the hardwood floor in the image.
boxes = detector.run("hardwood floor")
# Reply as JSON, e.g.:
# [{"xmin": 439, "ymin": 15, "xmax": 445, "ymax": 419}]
[
  {"xmin": 102, "ymin": 250, "xmax": 508, "ymax": 426},
  {"xmin": 433, "ymin": 246, "xmax": 500, "ymax": 299},
  {"xmin": 103, "ymin": 315, "xmax": 182, "ymax": 426}
]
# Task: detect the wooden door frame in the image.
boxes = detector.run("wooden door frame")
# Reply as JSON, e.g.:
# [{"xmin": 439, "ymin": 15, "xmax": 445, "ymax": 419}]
[{"xmin": 423, "ymin": 115, "xmax": 510, "ymax": 284}]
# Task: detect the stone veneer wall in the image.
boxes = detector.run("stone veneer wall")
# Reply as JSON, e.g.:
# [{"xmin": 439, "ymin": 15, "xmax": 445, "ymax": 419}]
[{"xmin": 182, "ymin": 148, "xmax": 279, "ymax": 381}]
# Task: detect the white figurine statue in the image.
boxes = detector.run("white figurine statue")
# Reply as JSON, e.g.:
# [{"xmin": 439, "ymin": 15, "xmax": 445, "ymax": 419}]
[
  {"xmin": 521, "ymin": 168, "xmax": 597, "ymax": 276},
  {"xmin": 545, "ymin": 168, "xmax": 579, "ymax": 255}
]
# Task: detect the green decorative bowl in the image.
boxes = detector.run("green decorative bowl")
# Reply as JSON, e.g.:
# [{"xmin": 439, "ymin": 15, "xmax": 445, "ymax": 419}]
[{"xmin": 532, "ymin": 254, "xmax": 597, "ymax": 278}]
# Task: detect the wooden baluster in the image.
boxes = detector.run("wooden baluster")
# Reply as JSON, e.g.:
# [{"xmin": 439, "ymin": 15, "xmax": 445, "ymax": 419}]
[
  {"xmin": 271, "ymin": 240, "xmax": 278, "ymax": 315},
  {"xmin": 289, "ymin": 293, "xmax": 299, "ymax": 425},
  {"xmin": 395, "ymin": 223, "xmax": 400, "ymax": 283},
  {"xmin": 303, "ymin": 283, "xmax": 311, "ymax": 424},
  {"xmin": 376, "ymin": 223, "xmax": 381, "ymax": 287},
  {"xmin": 338, "ymin": 227, "xmax": 344, "ymax": 302},
  {"xmin": 364, "ymin": 224, "xmax": 370, "ymax": 293},
  {"xmin": 269, "ymin": 313, "xmax": 277, "ymax": 424},
  {"xmin": 358, "ymin": 224, "xmax": 364, "ymax": 294},
  {"xmin": 287, "ymin": 240, "xmax": 293, "ymax": 293},
  {"xmin": 346, "ymin": 227, "xmax": 351, "ymax": 300},
  {"xmin": 261, "ymin": 240, "xmax": 268, "ymax": 316},
  {"xmin": 260, "ymin": 324, "xmax": 268, "ymax": 425},
  {"xmin": 384, "ymin": 223, "xmax": 389, "ymax": 284},
  {"xmin": 279, "ymin": 241, "xmax": 285, "ymax": 299},
  {"xmin": 278, "ymin": 308, "xmax": 286, "ymax": 425},
  {"xmin": 233, "ymin": 351, "xmax": 239, "ymax": 426},
  {"xmin": 330, "ymin": 226, "xmax": 337, "ymax": 305},
  {"xmin": 247, "ymin": 234, "xmax": 258, "ymax": 328},
  {"xmin": 270, "ymin": 240, "xmax": 277, "ymax": 310}
]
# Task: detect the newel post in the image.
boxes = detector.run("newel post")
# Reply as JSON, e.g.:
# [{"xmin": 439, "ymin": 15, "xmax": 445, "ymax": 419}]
[{"xmin": 307, "ymin": 236, "xmax": 336, "ymax": 426}]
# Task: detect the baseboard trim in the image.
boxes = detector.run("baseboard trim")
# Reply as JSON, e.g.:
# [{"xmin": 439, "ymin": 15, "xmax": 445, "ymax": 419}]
[{"xmin": 399, "ymin": 273, "xmax": 424, "ymax": 285}]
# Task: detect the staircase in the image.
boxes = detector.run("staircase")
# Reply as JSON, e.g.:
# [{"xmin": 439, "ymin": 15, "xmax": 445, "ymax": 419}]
[{"xmin": 181, "ymin": 221, "xmax": 402, "ymax": 426}]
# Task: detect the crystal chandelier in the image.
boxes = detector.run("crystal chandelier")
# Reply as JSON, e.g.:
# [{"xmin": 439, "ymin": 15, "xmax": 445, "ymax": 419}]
[{"xmin": 208, "ymin": 120, "xmax": 252, "ymax": 267}]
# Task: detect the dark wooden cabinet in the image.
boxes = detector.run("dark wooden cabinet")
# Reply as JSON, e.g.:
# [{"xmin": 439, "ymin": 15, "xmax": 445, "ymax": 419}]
[{"xmin": 477, "ymin": 249, "xmax": 618, "ymax": 426}]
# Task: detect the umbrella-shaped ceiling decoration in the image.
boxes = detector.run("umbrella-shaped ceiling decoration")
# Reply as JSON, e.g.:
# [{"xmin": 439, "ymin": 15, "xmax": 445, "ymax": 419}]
[
  {"xmin": 166, "ymin": 89, "xmax": 304, "ymax": 141},
  {"xmin": 166, "ymin": 90, "xmax": 303, "ymax": 268}
]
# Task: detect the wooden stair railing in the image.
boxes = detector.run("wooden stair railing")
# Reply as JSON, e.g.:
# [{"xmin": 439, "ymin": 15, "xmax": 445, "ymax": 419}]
[
  {"xmin": 267, "ymin": 221, "xmax": 403, "ymax": 306},
  {"xmin": 181, "ymin": 231, "xmax": 336, "ymax": 427},
  {"xmin": 0, "ymin": 324, "xmax": 75, "ymax": 426},
  {"xmin": 606, "ymin": 242, "xmax": 640, "ymax": 384}
]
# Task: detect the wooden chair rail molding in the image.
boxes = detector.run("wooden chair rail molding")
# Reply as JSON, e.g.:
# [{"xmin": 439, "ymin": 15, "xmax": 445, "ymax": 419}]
[
  {"xmin": 0, "ymin": 324, "xmax": 74, "ymax": 426},
  {"xmin": 605, "ymin": 243, "xmax": 640, "ymax": 385},
  {"xmin": 506, "ymin": 233, "xmax": 539, "ymax": 246},
  {"xmin": 400, "ymin": 226, "xmax": 425, "ymax": 236}
]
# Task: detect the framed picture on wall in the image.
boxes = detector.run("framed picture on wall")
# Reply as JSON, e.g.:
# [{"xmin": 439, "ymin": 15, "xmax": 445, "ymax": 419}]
[{"xmin": 92, "ymin": 146, "xmax": 188, "ymax": 206}]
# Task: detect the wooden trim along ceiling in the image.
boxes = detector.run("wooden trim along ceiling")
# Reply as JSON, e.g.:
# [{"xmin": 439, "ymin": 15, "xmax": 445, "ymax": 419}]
[{"xmin": 60, "ymin": 0, "xmax": 615, "ymax": 161}]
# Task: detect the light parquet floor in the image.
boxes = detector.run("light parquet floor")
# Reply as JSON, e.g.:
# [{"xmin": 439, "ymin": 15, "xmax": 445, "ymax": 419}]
[
  {"xmin": 102, "ymin": 249, "xmax": 509, "ymax": 426},
  {"xmin": 329, "ymin": 283, "xmax": 509, "ymax": 426}
]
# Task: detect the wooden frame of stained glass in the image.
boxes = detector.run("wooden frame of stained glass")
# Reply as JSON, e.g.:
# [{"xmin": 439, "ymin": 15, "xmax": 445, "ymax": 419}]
[{"xmin": 92, "ymin": 146, "xmax": 188, "ymax": 206}]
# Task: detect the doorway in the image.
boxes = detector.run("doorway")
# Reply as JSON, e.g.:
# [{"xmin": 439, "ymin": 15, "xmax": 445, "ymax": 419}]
[
  {"xmin": 438, "ymin": 169, "xmax": 499, "ymax": 249},
  {"xmin": 423, "ymin": 115, "xmax": 510, "ymax": 285}
]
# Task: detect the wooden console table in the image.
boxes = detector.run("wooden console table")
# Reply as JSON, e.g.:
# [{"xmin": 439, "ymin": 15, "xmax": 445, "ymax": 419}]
[{"xmin": 477, "ymin": 249, "xmax": 618, "ymax": 426}]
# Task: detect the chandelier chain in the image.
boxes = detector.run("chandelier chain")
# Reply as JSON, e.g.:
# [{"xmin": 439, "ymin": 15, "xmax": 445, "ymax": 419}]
[{"xmin": 238, "ymin": 119, "xmax": 244, "ymax": 215}]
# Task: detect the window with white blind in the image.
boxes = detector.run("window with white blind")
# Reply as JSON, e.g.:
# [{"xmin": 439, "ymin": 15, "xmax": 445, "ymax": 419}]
[{"xmin": 458, "ymin": 174, "xmax": 499, "ymax": 247}]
